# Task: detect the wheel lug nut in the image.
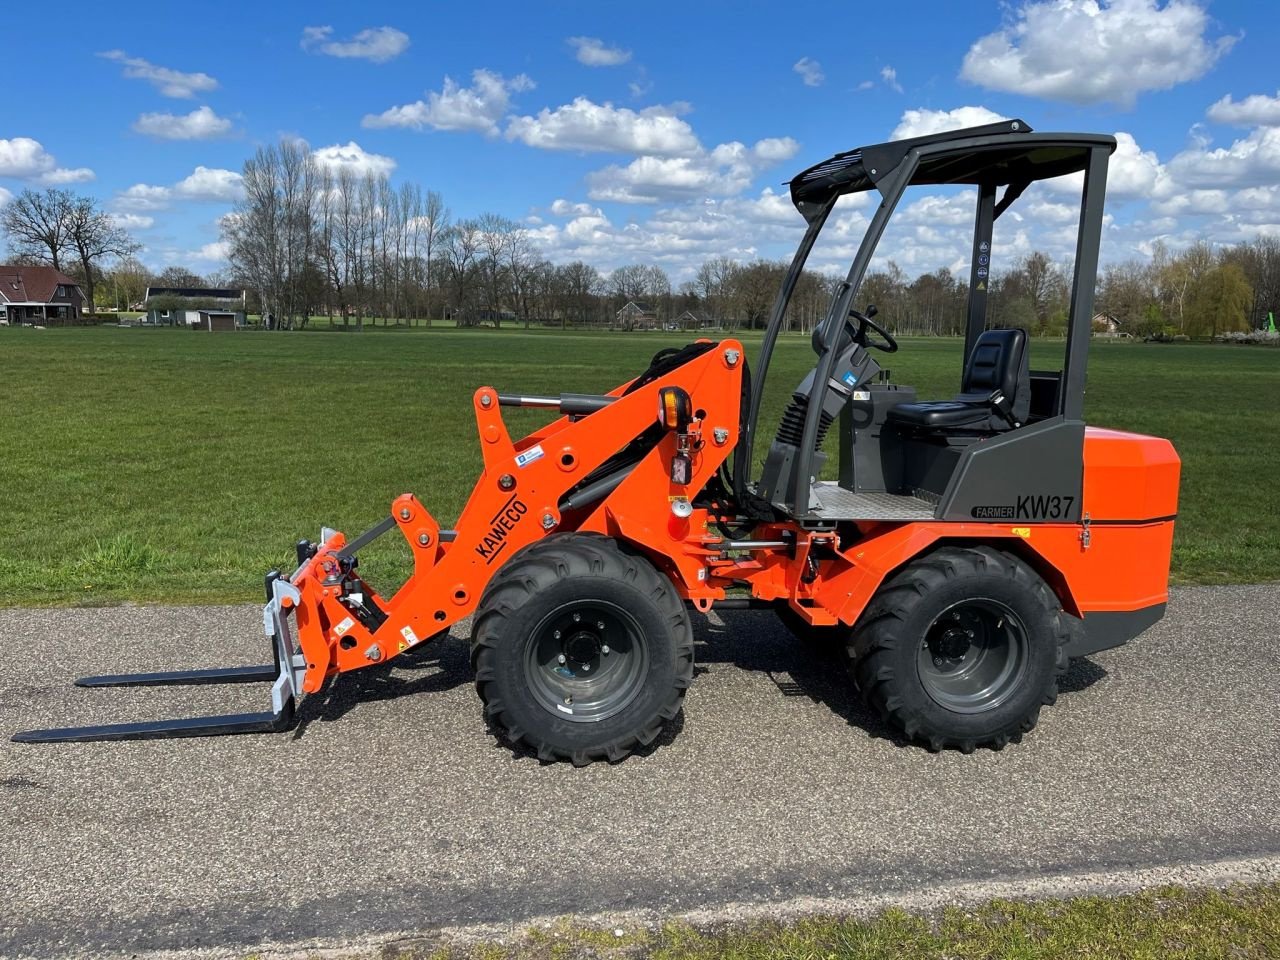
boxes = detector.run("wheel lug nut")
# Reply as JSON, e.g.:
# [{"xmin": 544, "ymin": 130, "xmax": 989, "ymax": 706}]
[
  {"xmin": 558, "ymin": 654, "xmax": 566, "ymax": 664},
  {"xmin": 596, "ymin": 621, "xmax": 605, "ymax": 630},
  {"xmin": 601, "ymin": 645, "xmax": 610, "ymax": 655},
  {"xmin": 553, "ymin": 630, "xmax": 561, "ymax": 639},
  {"xmin": 573, "ymin": 613, "xmax": 581, "ymax": 622},
  {"xmin": 582, "ymin": 663, "xmax": 591, "ymax": 672}
]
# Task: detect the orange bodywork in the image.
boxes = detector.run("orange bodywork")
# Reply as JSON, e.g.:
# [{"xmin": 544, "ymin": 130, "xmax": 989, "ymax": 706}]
[{"xmin": 284, "ymin": 339, "xmax": 1180, "ymax": 693}]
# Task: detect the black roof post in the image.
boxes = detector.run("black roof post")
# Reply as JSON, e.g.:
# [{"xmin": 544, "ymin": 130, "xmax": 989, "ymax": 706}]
[
  {"xmin": 964, "ymin": 181, "xmax": 997, "ymax": 377},
  {"xmin": 1060, "ymin": 145, "xmax": 1111, "ymax": 420},
  {"xmin": 789, "ymin": 157, "xmax": 916, "ymax": 513}
]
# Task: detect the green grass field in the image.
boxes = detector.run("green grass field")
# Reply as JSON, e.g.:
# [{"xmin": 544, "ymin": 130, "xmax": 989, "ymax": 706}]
[{"xmin": 1, "ymin": 327, "xmax": 1277, "ymax": 606}]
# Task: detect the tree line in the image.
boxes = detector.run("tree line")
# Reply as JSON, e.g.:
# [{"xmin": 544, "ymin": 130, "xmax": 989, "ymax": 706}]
[
  {"xmin": 2, "ymin": 137, "xmax": 1277, "ymax": 337},
  {"xmin": 218, "ymin": 141, "xmax": 1280, "ymax": 337},
  {"xmin": 218, "ymin": 140, "xmax": 844, "ymax": 331}
]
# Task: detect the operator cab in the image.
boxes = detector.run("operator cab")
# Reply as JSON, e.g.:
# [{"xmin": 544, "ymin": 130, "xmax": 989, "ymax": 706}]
[{"xmin": 743, "ymin": 120, "xmax": 1116, "ymax": 524}]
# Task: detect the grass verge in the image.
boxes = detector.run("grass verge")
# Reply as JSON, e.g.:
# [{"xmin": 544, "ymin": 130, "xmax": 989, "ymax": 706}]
[{"xmin": 263, "ymin": 882, "xmax": 1280, "ymax": 959}]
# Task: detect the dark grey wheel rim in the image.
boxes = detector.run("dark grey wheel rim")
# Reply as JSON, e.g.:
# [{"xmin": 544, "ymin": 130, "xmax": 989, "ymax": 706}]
[
  {"xmin": 525, "ymin": 600, "xmax": 649, "ymax": 723},
  {"xmin": 917, "ymin": 598, "xmax": 1029, "ymax": 714}
]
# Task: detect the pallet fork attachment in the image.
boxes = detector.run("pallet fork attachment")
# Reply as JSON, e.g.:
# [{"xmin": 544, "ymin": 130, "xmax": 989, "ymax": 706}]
[{"xmin": 12, "ymin": 573, "xmax": 307, "ymax": 744}]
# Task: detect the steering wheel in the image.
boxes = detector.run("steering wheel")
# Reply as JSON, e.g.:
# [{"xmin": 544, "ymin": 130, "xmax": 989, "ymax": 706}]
[{"xmin": 848, "ymin": 306, "xmax": 899, "ymax": 353}]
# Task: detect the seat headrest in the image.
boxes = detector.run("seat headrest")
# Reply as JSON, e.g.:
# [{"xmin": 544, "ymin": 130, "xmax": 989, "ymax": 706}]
[{"xmin": 963, "ymin": 328, "xmax": 1027, "ymax": 395}]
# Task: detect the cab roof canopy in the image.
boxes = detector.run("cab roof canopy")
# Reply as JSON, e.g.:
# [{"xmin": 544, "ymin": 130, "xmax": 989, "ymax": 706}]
[{"xmin": 788, "ymin": 120, "xmax": 1117, "ymax": 217}]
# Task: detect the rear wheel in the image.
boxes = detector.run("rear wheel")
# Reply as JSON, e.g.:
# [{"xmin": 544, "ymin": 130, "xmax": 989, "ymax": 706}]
[
  {"xmin": 471, "ymin": 534, "xmax": 694, "ymax": 765},
  {"xmin": 849, "ymin": 545, "xmax": 1068, "ymax": 752}
]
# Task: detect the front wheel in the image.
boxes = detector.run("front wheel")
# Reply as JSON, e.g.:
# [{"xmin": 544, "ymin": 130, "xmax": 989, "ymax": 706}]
[
  {"xmin": 849, "ymin": 545, "xmax": 1068, "ymax": 752},
  {"xmin": 471, "ymin": 534, "xmax": 694, "ymax": 765}
]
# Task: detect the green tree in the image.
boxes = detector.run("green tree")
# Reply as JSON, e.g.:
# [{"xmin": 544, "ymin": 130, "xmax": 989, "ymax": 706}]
[{"xmin": 1186, "ymin": 264, "xmax": 1252, "ymax": 337}]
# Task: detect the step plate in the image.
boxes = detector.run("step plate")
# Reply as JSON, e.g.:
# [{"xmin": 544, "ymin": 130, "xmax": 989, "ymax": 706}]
[{"xmin": 811, "ymin": 484, "xmax": 937, "ymax": 521}]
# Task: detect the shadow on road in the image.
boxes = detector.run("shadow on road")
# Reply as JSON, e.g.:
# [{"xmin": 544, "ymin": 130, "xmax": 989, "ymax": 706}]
[
  {"xmin": 700, "ymin": 609, "xmax": 1109, "ymax": 748},
  {"xmin": 291, "ymin": 632, "xmax": 472, "ymax": 738},
  {"xmin": 288, "ymin": 608, "xmax": 1108, "ymax": 750}
]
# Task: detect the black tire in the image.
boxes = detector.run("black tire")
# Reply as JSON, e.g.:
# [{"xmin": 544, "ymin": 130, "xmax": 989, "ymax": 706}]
[
  {"xmin": 775, "ymin": 603, "xmax": 851, "ymax": 655},
  {"xmin": 471, "ymin": 533, "xmax": 694, "ymax": 765},
  {"xmin": 849, "ymin": 545, "xmax": 1069, "ymax": 752}
]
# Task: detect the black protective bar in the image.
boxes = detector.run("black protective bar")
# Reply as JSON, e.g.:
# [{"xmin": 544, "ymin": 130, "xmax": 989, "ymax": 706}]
[
  {"xmin": 76, "ymin": 665, "xmax": 276, "ymax": 687},
  {"xmin": 337, "ymin": 514, "xmax": 397, "ymax": 559},
  {"xmin": 738, "ymin": 201, "xmax": 834, "ymax": 500},
  {"xmin": 560, "ymin": 463, "xmax": 638, "ymax": 513},
  {"xmin": 691, "ymin": 598, "xmax": 775, "ymax": 610},
  {"xmin": 789, "ymin": 159, "xmax": 916, "ymax": 513},
  {"xmin": 12, "ymin": 703, "xmax": 294, "ymax": 744},
  {"xmin": 1060, "ymin": 146, "xmax": 1111, "ymax": 419},
  {"xmin": 964, "ymin": 181, "xmax": 997, "ymax": 372},
  {"xmin": 497, "ymin": 393, "xmax": 616, "ymax": 415}
]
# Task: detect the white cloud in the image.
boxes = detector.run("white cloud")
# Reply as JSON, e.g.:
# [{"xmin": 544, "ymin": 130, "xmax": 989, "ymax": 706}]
[
  {"xmin": 567, "ymin": 36, "xmax": 632, "ymax": 67},
  {"xmin": 898, "ymin": 192, "xmax": 978, "ymax": 227},
  {"xmin": 132, "ymin": 106, "xmax": 233, "ymax": 140},
  {"xmin": 362, "ymin": 70, "xmax": 534, "ymax": 135},
  {"xmin": 1105, "ymin": 132, "xmax": 1166, "ymax": 198},
  {"xmin": 1164, "ymin": 125, "xmax": 1280, "ymax": 190},
  {"xmin": 115, "ymin": 184, "xmax": 173, "ymax": 212},
  {"xmin": 549, "ymin": 199, "xmax": 599, "ymax": 217},
  {"xmin": 0, "ymin": 186, "xmax": 11, "ymax": 207},
  {"xmin": 793, "ymin": 57, "xmax": 824, "ymax": 87},
  {"xmin": 1043, "ymin": 130, "xmax": 1166, "ymax": 200},
  {"xmin": 0, "ymin": 137, "xmax": 94, "ymax": 184},
  {"xmin": 98, "ymin": 50, "xmax": 217, "ymax": 98},
  {"xmin": 191, "ymin": 240, "xmax": 231, "ymax": 262},
  {"xmin": 110, "ymin": 213, "xmax": 155, "ymax": 230},
  {"xmin": 1207, "ymin": 91, "xmax": 1280, "ymax": 128},
  {"xmin": 38, "ymin": 166, "xmax": 95, "ymax": 185},
  {"xmin": 506, "ymin": 99, "xmax": 700, "ymax": 155},
  {"xmin": 586, "ymin": 138, "xmax": 799, "ymax": 204},
  {"xmin": 715, "ymin": 187, "xmax": 806, "ymax": 226},
  {"xmin": 117, "ymin": 167, "xmax": 242, "ymax": 212},
  {"xmin": 301, "ymin": 26, "xmax": 410, "ymax": 63},
  {"xmin": 311, "ymin": 141, "xmax": 397, "ymax": 177},
  {"xmin": 960, "ymin": 0, "xmax": 1237, "ymax": 107},
  {"xmin": 881, "ymin": 66, "xmax": 903, "ymax": 93},
  {"xmin": 891, "ymin": 106, "xmax": 1010, "ymax": 140},
  {"xmin": 174, "ymin": 167, "xmax": 243, "ymax": 201}
]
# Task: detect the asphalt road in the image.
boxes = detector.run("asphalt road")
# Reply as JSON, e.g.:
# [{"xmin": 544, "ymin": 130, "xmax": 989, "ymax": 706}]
[{"xmin": 1, "ymin": 583, "xmax": 1277, "ymax": 958}]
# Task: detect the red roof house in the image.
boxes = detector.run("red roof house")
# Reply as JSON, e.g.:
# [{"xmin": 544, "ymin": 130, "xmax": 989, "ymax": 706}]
[{"xmin": 0, "ymin": 265, "xmax": 87, "ymax": 324}]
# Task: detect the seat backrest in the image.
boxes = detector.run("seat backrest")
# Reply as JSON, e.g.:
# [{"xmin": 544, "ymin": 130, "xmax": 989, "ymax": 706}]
[{"xmin": 960, "ymin": 327, "xmax": 1030, "ymax": 423}]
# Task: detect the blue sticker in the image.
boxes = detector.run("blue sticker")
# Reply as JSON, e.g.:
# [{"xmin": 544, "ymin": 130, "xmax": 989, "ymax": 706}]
[{"xmin": 842, "ymin": 371, "xmax": 858, "ymax": 387}]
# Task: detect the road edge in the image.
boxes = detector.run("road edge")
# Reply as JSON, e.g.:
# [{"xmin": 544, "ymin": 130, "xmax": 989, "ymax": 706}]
[{"xmin": 97, "ymin": 852, "xmax": 1280, "ymax": 960}]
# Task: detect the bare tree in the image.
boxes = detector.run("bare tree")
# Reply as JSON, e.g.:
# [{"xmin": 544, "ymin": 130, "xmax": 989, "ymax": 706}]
[
  {"xmin": 695, "ymin": 256, "xmax": 738, "ymax": 324},
  {"xmin": 61, "ymin": 196, "xmax": 140, "ymax": 313},
  {"xmin": 420, "ymin": 191, "xmax": 449, "ymax": 325},
  {"xmin": 476, "ymin": 213, "xmax": 513, "ymax": 325},
  {"xmin": 1, "ymin": 188, "xmax": 73, "ymax": 271},
  {"xmin": 505, "ymin": 226, "xmax": 538, "ymax": 325},
  {"xmin": 442, "ymin": 219, "xmax": 481, "ymax": 324},
  {"xmin": 225, "ymin": 140, "xmax": 316, "ymax": 329},
  {"xmin": 156, "ymin": 265, "xmax": 207, "ymax": 287},
  {"xmin": 559, "ymin": 261, "xmax": 600, "ymax": 327}
]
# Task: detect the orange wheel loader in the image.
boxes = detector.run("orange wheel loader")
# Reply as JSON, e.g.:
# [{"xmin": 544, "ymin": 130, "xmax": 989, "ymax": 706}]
[{"xmin": 15, "ymin": 120, "xmax": 1180, "ymax": 763}]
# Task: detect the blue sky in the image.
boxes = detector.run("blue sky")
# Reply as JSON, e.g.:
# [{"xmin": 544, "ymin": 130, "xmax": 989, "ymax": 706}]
[{"xmin": 2, "ymin": 0, "xmax": 1277, "ymax": 282}]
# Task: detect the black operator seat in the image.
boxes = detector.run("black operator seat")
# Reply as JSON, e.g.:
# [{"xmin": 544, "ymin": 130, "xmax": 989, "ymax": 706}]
[{"xmin": 887, "ymin": 328, "xmax": 1031, "ymax": 432}]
